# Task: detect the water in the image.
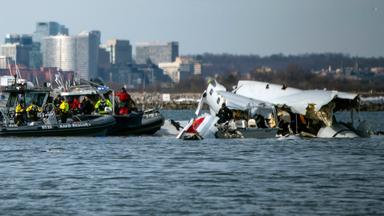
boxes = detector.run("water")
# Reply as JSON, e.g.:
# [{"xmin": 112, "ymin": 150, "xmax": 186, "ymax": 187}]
[{"xmin": 0, "ymin": 111, "xmax": 384, "ymax": 215}]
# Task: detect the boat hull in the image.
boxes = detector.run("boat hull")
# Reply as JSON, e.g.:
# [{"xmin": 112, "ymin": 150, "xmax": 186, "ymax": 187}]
[
  {"xmin": 108, "ymin": 112, "xmax": 165, "ymax": 136},
  {"xmin": 0, "ymin": 115, "xmax": 115, "ymax": 137},
  {"xmin": 74, "ymin": 111, "xmax": 165, "ymax": 136}
]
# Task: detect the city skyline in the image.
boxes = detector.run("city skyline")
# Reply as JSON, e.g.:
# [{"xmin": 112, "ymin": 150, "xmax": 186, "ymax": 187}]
[{"xmin": 0, "ymin": 0, "xmax": 383, "ymax": 57}]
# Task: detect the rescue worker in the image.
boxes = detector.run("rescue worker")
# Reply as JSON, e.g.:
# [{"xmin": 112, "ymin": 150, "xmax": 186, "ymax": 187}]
[
  {"xmin": 116, "ymin": 87, "xmax": 130, "ymax": 115},
  {"xmin": 277, "ymin": 110, "xmax": 292, "ymax": 136},
  {"xmin": 216, "ymin": 102, "xmax": 233, "ymax": 124},
  {"xmin": 53, "ymin": 94, "xmax": 62, "ymax": 108},
  {"xmin": 116, "ymin": 87, "xmax": 136, "ymax": 114},
  {"xmin": 95, "ymin": 97, "xmax": 112, "ymax": 114},
  {"xmin": 80, "ymin": 96, "xmax": 94, "ymax": 115},
  {"xmin": 26, "ymin": 100, "xmax": 40, "ymax": 121},
  {"xmin": 15, "ymin": 100, "xmax": 26, "ymax": 126},
  {"xmin": 59, "ymin": 97, "xmax": 70, "ymax": 123},
  {"xmin": 255, "ymin": 114, "xmax": 268, "ymax": 128},
  {"xmin": 116, "ymin": 87, "xmax": 130, "ymax": 104},
  {"xmin": 70, "ymin": 96, "xmax": 81, "ymax": 114}
]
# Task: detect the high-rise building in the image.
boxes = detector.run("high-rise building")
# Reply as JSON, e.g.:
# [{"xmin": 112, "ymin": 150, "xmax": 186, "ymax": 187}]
[
  {"xmin": 29, "ymin": 43, "xmax": 42, "ymax": 69},
  {"xmin": 1, "ymin": 33, "xmax": 34, "ymax": 67},
  {"xmin": 42, "ymin": 31, "xmax": 100, "ymax": 81},
  {"xmin": 76, "ymin": 31, "xmax": 100, "ymax": 80},
  {"xmin": 0, "ymin": 43, "xmax": 31, "ymax": 67},
  {"xmin": 102, "ymin": 39, "xmax": 132, "ymax": 65},
  {"xmin": 33, "ymin": 21, "xmax": 69, "ymax": 44},
  {"xmin": 5, "ymin": 34, "xmax": 33, "ymax": 45},
  {"xmin": 135, "ymin": 41, "xmax": 178, "ymax": 64},
  {"xmin": 29, "ymin": 21, "xmax": 68, "ymax": 69},
  {"xmin": 43, "ymin": 35, "xmax": 76, "ymax": 71}
]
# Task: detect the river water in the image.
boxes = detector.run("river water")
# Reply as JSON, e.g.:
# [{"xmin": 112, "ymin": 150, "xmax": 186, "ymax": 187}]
[{"xmin": 0, "ymin": 111, "xmax": 383, "ymax": 215}]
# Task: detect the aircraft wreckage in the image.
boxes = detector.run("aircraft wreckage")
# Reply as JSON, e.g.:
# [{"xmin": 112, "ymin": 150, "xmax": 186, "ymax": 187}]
[{"xmin": 177, "ymin": 80, "xmax": 370, "ymax": 139}]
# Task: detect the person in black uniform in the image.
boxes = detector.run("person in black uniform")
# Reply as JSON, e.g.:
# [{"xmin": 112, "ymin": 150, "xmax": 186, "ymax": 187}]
[
  {"xmin": 80, "ymin": 96, "xmax": 94, "ymax": 115},
  {"xmin": 216, "ymin": 102, "xmax": 233, "ymax": 124}
]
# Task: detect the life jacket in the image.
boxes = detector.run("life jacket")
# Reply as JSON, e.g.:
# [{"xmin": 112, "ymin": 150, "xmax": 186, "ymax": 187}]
[
  {"xmin": 119, "ymin": 107, "xmax": 129, "ymax": 115},
  {"xmin": 26, "ymin": 104, "xmax": 38, "ymax": 114},
  {"xmin": 98, "ymin": 101, "xmax": 106, "ymax": 111},
  {"xmin": 71, "ymin": 98, "xmax": 80, "ymax": 110},
  {"xmin": 59, "ymin": 101, "xmax": 69, "ymax": 113},
  {"xmin": 95, "ymin": 99, "xmax": 112, "ymax": 114},
  {"xmin": 15, "ymin": 104, "xmax": 24, "ymax": 114},
  {"xmin": 117, "ymin": 91, "xmax": 130, "ymax": 102}
]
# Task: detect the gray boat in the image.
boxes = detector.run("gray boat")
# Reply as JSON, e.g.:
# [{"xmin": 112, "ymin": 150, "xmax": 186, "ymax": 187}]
[{"xmin": 0, "ymin": 84, "xmax": 115, "ymax": 137}]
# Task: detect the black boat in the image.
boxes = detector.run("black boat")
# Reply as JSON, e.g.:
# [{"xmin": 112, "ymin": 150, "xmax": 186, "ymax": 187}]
[
  {"xmin": 59, "ymin": 84, "xmax": 164, "ymax": 136},
  {"xmin": 0, "ymin": 84, "xmax": 115, "ymax": 137},
  {"xmin": 75, "ymin": 109, "xmax": 164, "ymax": 136},
  {"xmin": 0, "ymin": 115, "xmax": 115, "ymax": 137},
  {"xmin": 108, "ymin": 109, "xmax": 164, "ymax": 135}
]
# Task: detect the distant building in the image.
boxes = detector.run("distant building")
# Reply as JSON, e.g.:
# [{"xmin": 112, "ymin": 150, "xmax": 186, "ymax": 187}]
[
  {"xmin": 134, "ymin": 63, "xmax": 170, "ymax": 88},
  {"xmin": 371, "ymin": 67, "xmax": 384, "ymax": 75},
  {"xmin": 178, "ymin": 56, "xmax": 202, "ymax": 75},
  {"xmin": 0, "ymin": 43, "xmax": 31, "ymax": 67},
  {"xmin": 158, "ymin": 57, "xmax": 200, "ymax": 83},
  {"xmin": 76, "ymin": 31, "xmax": 100, "ymax": 80},
  {"xmin": 103, "ymin": 63, "xmax": 171, "ymax": 89},
  {"xmin": 0, "ymin": 56, "xmax": 13, "ymax": 69},
  {"xmin": 4, "ymin": 34, "xmax": 33, "ymax": 45},
  {"xmin": 98, "ymin": 47, "xmax": 110, "ymax": 67},
  {"xmin": 33, "ymin": 21, "xmax": 69, "ymax": 44},
  {"xmin": 101, "ymin": 39, "xmax": 132, "ymax": 65},
  {"xmin": 1, "ymin": 34, "xmax": 34, "ymax": 68},
  {"xmin": 42, "ymin": 31, "xmax": 100, "ymax": 81},
  {"xmin": 135, "ymin": 41, "xmax": 178, "ymax": 64},
  {"xmin": 0, "ymin": 66, "xmax": 74, "ymax": 86},
  {"xmin": 43, "ymin": 35, "xmax": 76, "ymax": 72},
  {"xmin": 29, "ymin": 43, "xmax": 42, "ymax": 69},
  {"xmin": 28, "ymin": 21, "xmax": 69, "ymax": 69}
]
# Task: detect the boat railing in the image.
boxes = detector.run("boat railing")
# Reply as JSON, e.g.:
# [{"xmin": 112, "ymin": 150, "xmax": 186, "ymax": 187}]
[
  {"xmin": 0, "ymin": 107, "xmax": 12, "ymax": 125},
  {"xmin": 41, "ymin": 103, "xmax": 58, "ymax": 125}
]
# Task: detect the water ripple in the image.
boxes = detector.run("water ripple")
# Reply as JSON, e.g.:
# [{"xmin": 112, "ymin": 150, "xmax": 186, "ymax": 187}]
[{"xmin": 0, "ymin": 113, "xmax": 383, "ymax": 215}]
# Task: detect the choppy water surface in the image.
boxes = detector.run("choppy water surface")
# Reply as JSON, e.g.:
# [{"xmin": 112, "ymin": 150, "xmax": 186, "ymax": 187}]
[{"xmin": 0, "ymin": 111, "xmax": 383, "ymax": 215}]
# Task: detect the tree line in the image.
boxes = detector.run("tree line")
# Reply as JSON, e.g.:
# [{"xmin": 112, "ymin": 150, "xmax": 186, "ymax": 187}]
[{"xmin": 138, "ymin": 53, "xmax": 384, "ymax": 93}]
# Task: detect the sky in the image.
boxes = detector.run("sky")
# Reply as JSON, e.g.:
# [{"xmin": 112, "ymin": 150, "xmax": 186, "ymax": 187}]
[{"xmin": 0, "ymin": 0, "xmax": 383, "ymax": 57}]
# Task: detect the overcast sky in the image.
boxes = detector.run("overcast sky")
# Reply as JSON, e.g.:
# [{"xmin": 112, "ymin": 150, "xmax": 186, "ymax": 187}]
[{"xmin": 1, "ymin": 0, "xmax": 383, "ymax": 57}]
